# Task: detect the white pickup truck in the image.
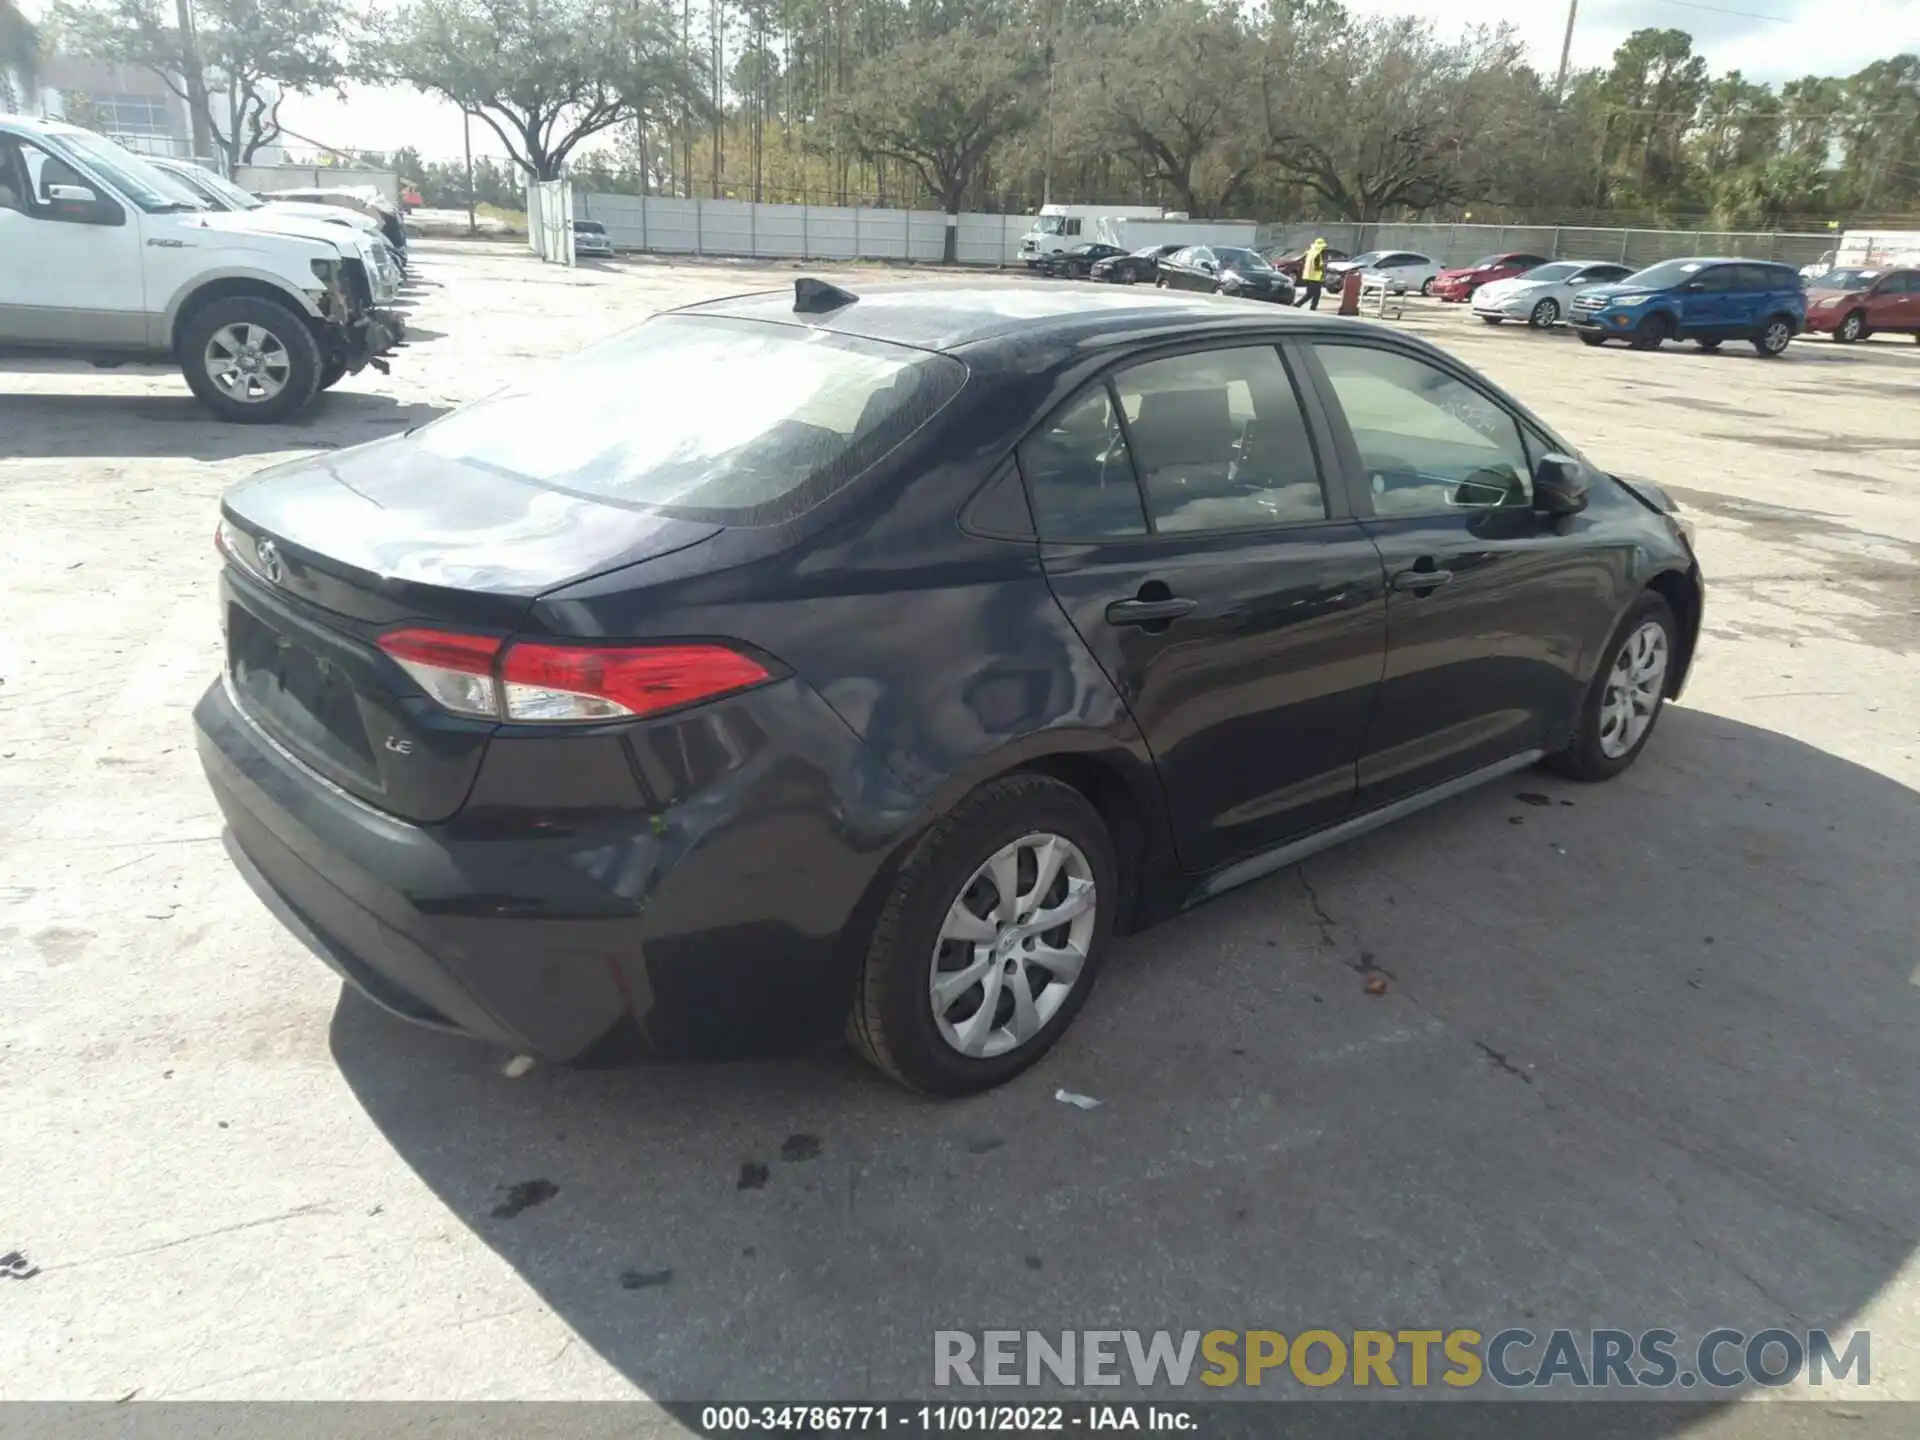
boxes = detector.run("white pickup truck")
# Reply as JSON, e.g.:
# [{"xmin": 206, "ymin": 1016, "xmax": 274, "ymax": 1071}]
[{"xmin": 0, "ymin": 115, "xmax": 403, "ymax": 423}]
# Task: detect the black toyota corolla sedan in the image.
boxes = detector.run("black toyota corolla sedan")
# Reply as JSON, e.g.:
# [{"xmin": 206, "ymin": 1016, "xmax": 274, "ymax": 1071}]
[{"xmin": 197, "ymin": 280, "xmax": 1702, "ymax": 1095}]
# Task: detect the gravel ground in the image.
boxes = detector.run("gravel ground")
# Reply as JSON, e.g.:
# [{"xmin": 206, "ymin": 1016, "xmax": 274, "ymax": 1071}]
[{"xmin": 3, "ymin": 243, "xmax": 1917, "ymax": 1427}]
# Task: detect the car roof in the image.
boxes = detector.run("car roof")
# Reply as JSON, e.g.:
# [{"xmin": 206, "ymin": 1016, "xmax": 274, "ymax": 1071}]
[{"xmin": 682, "ymin": 281, "xmax": 1335, "ymax": 354}]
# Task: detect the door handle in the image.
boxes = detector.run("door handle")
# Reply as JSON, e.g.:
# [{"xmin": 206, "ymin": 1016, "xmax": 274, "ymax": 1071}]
[
  {"xmin": 1105, "ymin": 596, "xmax": 1196, "ymax": 626},
  {"xmin": 1390, "ymin": 566, "xmax": 1454, "ymax": 592}
]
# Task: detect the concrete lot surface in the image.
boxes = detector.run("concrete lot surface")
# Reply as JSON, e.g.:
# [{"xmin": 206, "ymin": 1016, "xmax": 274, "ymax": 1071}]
[{"xmin": 3, "ymin": 245, "xmax": 1917, "ymax": 1425}]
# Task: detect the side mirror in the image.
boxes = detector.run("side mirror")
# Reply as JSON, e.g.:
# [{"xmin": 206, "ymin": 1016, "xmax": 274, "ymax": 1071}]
[
  {"xmin": 46, "ymin": 183, "xmax": 98, "ymax": 203},
  {"xmin": 1200, "ymin": 260, "xmax": 1216, "ymax": 273},
  {"xmin": 1534, "ymin": 453, "xmax": 1590, "ymax": 516},
  {"xmin": 1682, "ymin": 280, "xmax": 1706, "ymax": 293}
]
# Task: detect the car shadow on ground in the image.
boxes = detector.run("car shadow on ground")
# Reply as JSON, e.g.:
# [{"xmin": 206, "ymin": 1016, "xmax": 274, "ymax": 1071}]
[
  {"xmin": 0, "ymin": 392, "xmax": 451, "ymax": 461},
  {"xmin": 329, "ymin": 706, "xmax": 1918, "ymax": 1421}
]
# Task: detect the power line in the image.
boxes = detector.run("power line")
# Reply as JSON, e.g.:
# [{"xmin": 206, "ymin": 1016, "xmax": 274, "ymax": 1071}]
[{"xmin": 1654, "ymin": 0, "xmax": 1794, "ymax": 21}]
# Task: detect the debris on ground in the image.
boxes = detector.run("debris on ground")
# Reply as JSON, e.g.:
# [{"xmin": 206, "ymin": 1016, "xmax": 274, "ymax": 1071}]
[
  {"xmin": 1, "ymin": 1250, "xmax": 40, "ymax": 1280},
  {"xmin": 1364, "ymin": 975, "xmax": 1389, "ymax": 996},
  {"xmin": 502, "ymin": 1054, "xmax": 535, "ymax": 1079},
  {"xmin": 1054, "ymin": 1089, "xmax": 1103, "ymax": 1110}
]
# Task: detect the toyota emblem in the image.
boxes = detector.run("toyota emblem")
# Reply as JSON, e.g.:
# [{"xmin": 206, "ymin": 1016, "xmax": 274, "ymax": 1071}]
[{"xmin": 254, "ymin": 538, "xmax": 285, "ymax": 585}]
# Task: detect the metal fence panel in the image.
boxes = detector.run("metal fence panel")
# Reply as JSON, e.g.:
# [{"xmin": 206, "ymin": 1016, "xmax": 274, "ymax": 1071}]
[{"xmin": 567, "ymin": 193, "xmax": 1836, "ymax": 273}]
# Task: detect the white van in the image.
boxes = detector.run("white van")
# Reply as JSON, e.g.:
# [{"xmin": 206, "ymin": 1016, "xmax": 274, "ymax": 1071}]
[{"xmin": 1018, "ymin": 204, "xmax": 1170, "ymax": 264}]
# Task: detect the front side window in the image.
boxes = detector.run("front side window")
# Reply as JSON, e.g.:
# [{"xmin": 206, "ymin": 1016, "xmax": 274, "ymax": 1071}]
[
  {"xmin": 1315, "ymin": 343, "xmax": 1532, "ymax": 516},
  {"xmin": 1, "ymin": 136, "xmax": 123, "ymax": 225},
  {"xmin": 412, "ymin": 315, "xmax": 966, "ymax": 524},
  {"xmin": 1113, "ymin": 347, "xmax": 1327, "ymax": 532}
]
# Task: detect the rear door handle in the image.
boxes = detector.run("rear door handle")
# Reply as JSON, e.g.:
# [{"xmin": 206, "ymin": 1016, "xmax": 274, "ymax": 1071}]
[
  {"xmin": 1105, "ymin": 596, "xmax": 1197, "ymax": 626},
  {"xmin": 1390, "ymin": 567, "xmax": 1454, "ymax": 592}
]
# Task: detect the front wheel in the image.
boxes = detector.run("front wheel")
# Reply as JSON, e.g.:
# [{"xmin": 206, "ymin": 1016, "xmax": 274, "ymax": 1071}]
[
  {"xmin": 1546, "ymin": 592, "xmax": 1677, "ymax": 782},
  {"xmin": 849, "ymin": 774, "xmax": 1117, "ymax": 1095},
  {"xmin": 1578, "ymin": 332, "xmax": 1607, "ymax": 347},
  {"xmin": 1753, "ymin": 315, "xmax": 1795, "ymax": 357},
  {"xmin": 1835, "ymin": 310, "xmax": 1866, "ymax": 343},
  {"xmin": 179, "ymin": 297, "xmax": 323, "ymax": 423},
  {"xmin": 1480, "ymin": 315, "xmax": 1504, "ymax": 325},
  {"xmin": 1116, "ymin": 270, "xmax": 1135, "ymax": 285},
  {"xmin": 1630, "ymin": 314, "xmax": 1671, "ymax": 350},
  {"xmin": 1529, "ymin": 298, "xmax": 1560, "ymax": 329}
]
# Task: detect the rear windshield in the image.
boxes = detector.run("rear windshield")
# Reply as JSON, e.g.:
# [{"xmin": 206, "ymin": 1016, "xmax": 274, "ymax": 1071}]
[{"xmin": 410, "ymin": 315, "xmax": 966, "ymax": 524}]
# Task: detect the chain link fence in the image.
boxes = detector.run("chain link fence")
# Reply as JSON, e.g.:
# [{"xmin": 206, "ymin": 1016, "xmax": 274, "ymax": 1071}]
[{"xmin": 1254, "ymin": 221, "xmax": 1836, "ymax": 271}]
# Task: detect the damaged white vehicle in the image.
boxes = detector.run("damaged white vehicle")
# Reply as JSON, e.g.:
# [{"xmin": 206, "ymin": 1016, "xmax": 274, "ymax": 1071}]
[
  {"xmin": 146, "ymin": 156, "xmax": 404, "ymax": 303},
  {"xmin": 0, "ymin": 115, "xmax": 404, "ymax": 423}
]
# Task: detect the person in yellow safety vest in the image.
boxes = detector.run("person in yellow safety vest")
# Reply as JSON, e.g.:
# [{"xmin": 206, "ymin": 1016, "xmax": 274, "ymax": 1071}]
[{"xmin": 1294, "ymin": 238, "xmax": 1329, "ymax": 310}]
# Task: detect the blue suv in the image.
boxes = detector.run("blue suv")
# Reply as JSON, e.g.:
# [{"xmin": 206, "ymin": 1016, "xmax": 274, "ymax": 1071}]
[{"xmin": 1568, "ymin": 258, "xmax": 1806, "ymax": 356}]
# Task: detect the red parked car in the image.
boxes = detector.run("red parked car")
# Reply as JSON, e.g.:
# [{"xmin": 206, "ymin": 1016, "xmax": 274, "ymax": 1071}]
[
  {"xmin": 1431, "ymin": 252, "xmax": 1553, "ymax": 303},
  {"xmin": 1803, "ymin": 267, "xmax": 1920, "ymax": 343}
]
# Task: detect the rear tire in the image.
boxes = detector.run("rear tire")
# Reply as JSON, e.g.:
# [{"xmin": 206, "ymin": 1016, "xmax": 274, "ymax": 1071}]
[
  {"xmin": 848, "ymin": 774, "xmax": 1117, "ymax": 1096},
  {"xmin": 1753, "ymin": 315, "xmax": 1795, "ymax": 357},
  {"xmin": 1546, "ymin": 591, "xmax": 1677, "ymax": 783},
  {"xmin": 1630, "ymin": 313, "xmax": 1671, "ymax": 350},
  {"xmin": 1420, "ymin": 277, "xmax": 1434, "ymax": 296},
  {"xmin": 178, "ymin": 296, "xmax": 323, "ymax": 424}
]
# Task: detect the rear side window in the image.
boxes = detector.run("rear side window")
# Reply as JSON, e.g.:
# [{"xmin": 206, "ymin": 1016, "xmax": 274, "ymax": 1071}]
[
  {"xmin": 409, "ymin": 315, "xmax": 965, "ymax": 524},
  {"xmin": 1020, "ymin": 386, "xmax": 1149, "ymax": 540},
  {"xmin": 1113, "ymin": 347, "xmax": 1326, "ymax": 531}
]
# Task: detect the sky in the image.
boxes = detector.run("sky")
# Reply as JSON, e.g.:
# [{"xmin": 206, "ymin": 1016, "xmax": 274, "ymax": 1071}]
[{"xmin": 22, "ymin": 0, "xmax": 1920, "ymax": 165}]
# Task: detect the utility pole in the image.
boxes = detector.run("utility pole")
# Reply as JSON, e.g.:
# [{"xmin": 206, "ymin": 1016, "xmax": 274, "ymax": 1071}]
[
  {"xmin": 173, "ymin": 0, "xmax": 215, "ymax": 166},
  {"xmin": 1042, "ymin": 44, "xmax": 1055, "ymax": 207},
  {"xmin": 463, "ymin": 109, "xmax": 476, "ymax": 234},
  {"xmin": 1554, "ymin": 0, "xmax": 1578, "ymax": 101}
]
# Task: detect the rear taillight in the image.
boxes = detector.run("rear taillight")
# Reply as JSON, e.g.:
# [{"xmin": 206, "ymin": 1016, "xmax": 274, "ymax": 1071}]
[
  {"xmin": 378, "ymin": 628, "xmax": 504, "ymax": 719},
  {"xmin": 500, "ymin": 642, "xmax": 770, "ymax": 722},
  {"xmin": 375, "ymin": 629, "xmax": 771, "ymax": 724}
]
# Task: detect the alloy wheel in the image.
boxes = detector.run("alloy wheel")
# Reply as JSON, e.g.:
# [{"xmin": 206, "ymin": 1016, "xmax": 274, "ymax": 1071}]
[
  {"xmin": 1762, "ymin": 319, "xmax": 1793, "ymax": 354},
  {"xmin": 928, "ymin": 832, "xmax": 1097, "ymax": 1059},
  {"xmin": 204, "ymin": 323, "xmax": 292, "ymax": 403},
  {"xmin": 1598, "ymin": 621, "xmax": 1669, "ymax": 759},
  {"xmin": 1838, "ymin": 312, "xmax": 1864, "ymax": 343},
  {"xmin": 1531, "ymin": 298, "xmax": 1559, "ymax": 328}
]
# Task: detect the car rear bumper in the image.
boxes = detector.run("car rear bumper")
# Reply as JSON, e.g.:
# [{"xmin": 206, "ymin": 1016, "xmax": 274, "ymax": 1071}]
[{"xmin": 195, "ymin": 671, "xmax": 904, "ymax": 1063}]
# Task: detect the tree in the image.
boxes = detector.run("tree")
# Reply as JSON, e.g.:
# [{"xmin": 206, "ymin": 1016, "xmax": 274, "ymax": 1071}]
[
  {"xmin": 1263, "ymin": 13, "xmax": 1539, "ymax": 222},
  {"xmin": 1060, "ymin": 2, "xmax": 1269, "ymax": 217},
  {"xmin": 1, "ymin": 0, "xmax": 40, "ymax": 110},
  {"xmin": 368, "ymin": 0, "xmax": 702, "ymax": 182},
  {"xmin": 52, "ymin": 0, "xmax": 348, "ymax": 169},
  {"xmin": 1594, "ymin": 28, "xmax": 1708, "ymax": 208},
  {"xmin": 831, "ymin": 28, "xmax": 1038, "ymax": 257}
]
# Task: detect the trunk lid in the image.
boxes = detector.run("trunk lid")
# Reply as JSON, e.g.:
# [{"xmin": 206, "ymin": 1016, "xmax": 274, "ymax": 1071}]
[{"xmin": 218, "ymin": 439, "xmax": 720, "ymax": 822}]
